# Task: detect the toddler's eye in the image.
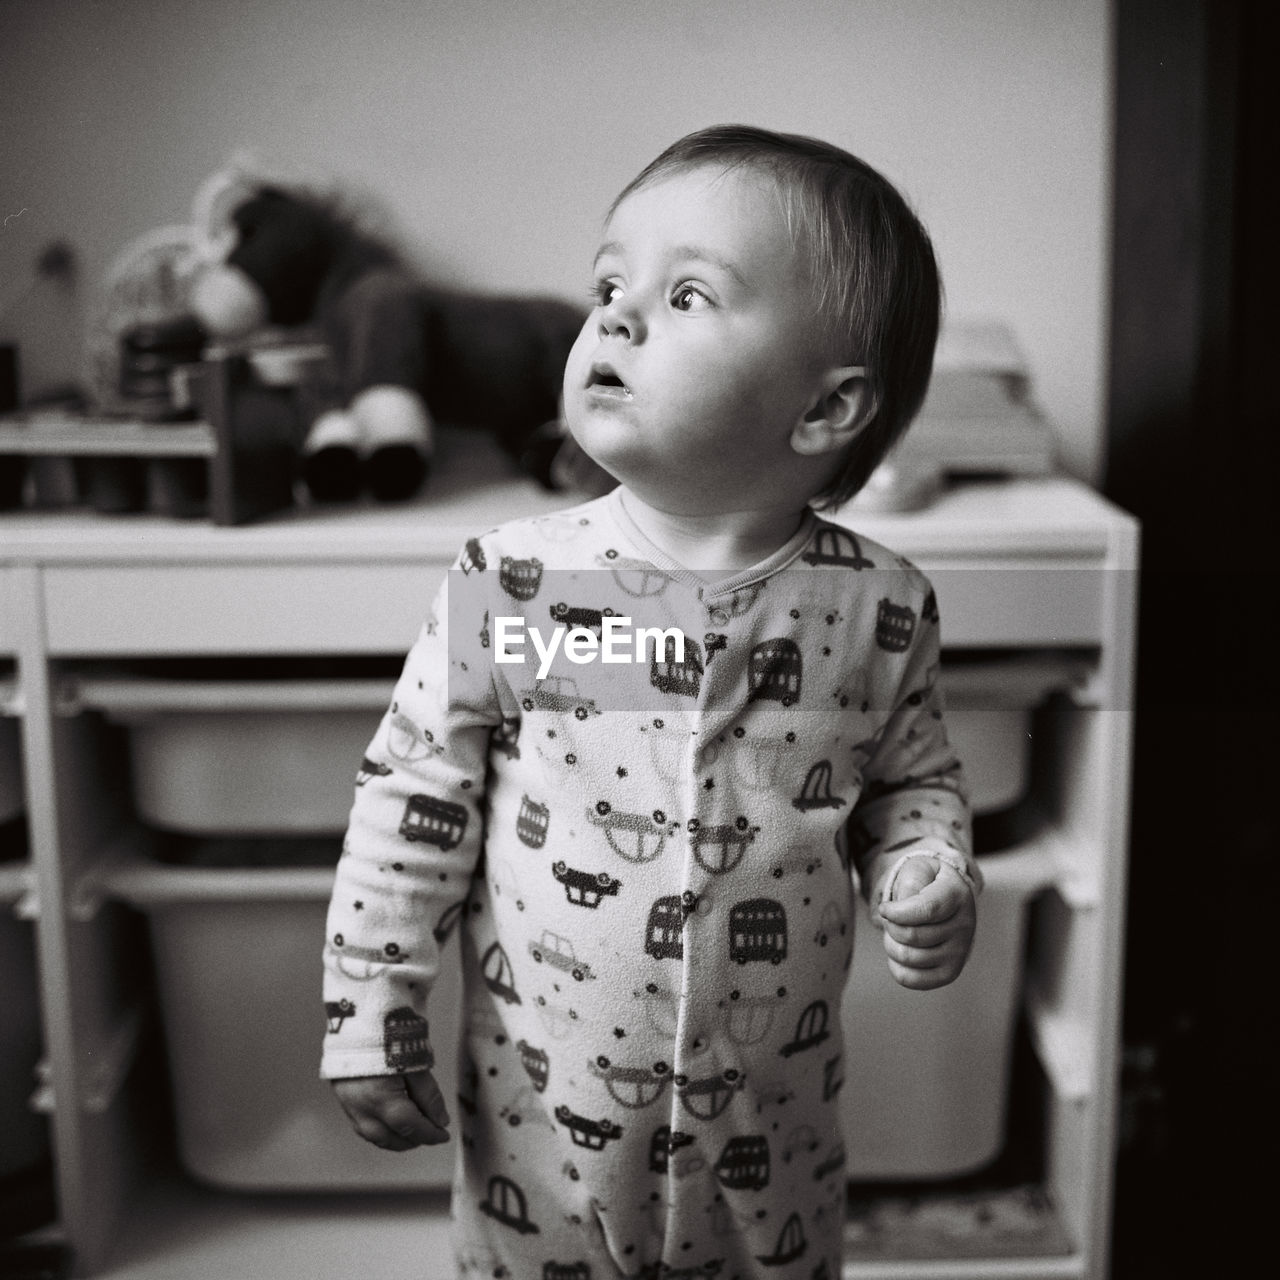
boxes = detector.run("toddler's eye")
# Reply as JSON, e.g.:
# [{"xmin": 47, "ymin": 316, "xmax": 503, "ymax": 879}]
[
  {"xmin": 671, "ymin": 284, "xmax": 710, "ymax": 312},
  {"xmin": 592, "ymin": 279, "xmax": 622, "ymax": 307}
]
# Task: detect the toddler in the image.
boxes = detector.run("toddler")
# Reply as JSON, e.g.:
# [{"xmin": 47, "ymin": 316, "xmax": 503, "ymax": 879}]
[{"xmin": 322, "ymin": 124, "xmax": 979, "ymax": 1279}]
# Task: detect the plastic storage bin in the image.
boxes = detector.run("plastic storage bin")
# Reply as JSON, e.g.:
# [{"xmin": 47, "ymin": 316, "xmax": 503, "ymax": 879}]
[
  {"xmin": 940, "ymin": 653, "xmax": 1079, "ymax": 817},
  {"xmin": 112, "ymin": 658, "xmax": 1069, "ymax": 836},
  {"xmin": 144, "ymin": 840, "xmax": 461, "ymax": 1190},
  {"xmin": 838, "ymin": 848, "xmax": 1051, "ymax": 1178},
  {"xmin": 833, "ymin": 656, "xmax": 1073, "ymax": 1179},
  {"xmin": 86, "ymin": 670, "xmax": 393, "ymax": 835},
  {"xmin": 150, "ymin": 852, "xmax": 1048, "ymax": 1190},
  {"xmin": 124, "ymin": 708, "xmax": 379, "ymax": 835},
  {"xmin": 142, "ymin": 656, "xmax": 1069, "ymax": 1187}
]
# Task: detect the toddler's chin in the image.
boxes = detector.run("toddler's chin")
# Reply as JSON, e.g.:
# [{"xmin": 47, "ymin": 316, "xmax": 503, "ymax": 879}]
[{"xmin": 565, "ymin": 417, "xmax": 631, "ymax": 481}]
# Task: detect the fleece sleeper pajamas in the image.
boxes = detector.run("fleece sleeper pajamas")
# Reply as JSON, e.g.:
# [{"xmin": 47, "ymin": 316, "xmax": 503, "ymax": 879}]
[{"xmin": 321, "ymin": 489, "xmax": 976, "ymax": 1280}]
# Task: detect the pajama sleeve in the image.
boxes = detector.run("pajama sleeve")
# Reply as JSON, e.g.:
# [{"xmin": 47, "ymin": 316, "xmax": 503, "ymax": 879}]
[
  {"xmin": 848, "ymin": 583, "xmax": 979, "ymax": 917},
  {"xmin": 320, "ymin": 557, "xmax": 500, "ymax": 1079}
]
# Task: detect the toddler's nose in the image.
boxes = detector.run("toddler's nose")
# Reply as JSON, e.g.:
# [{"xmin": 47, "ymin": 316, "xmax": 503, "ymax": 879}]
[{"xmin": 598, "ymin": 295, "xmax": 644, "ymax": 343}]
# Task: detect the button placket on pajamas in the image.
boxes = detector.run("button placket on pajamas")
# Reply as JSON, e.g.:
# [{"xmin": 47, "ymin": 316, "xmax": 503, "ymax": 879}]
[{"xmin": 670, "ymin": 647, "xmax": 740, "ymax": 1101}]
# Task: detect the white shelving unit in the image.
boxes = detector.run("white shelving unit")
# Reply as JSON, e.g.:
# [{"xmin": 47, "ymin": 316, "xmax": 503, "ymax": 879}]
[{"xmin": 0, "ymin": 459, "xmax": 1138, "ymax": 1279}]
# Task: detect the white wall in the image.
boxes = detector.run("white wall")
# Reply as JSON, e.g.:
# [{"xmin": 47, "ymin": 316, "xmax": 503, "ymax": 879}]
[{"xmin": 0, "ymin": 0, "xmax": 1112, "ymax": 480}]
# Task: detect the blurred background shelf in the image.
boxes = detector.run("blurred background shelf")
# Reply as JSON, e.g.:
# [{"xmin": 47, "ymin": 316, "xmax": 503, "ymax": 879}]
[
  {"xmin": 0, "ymin": 355, "xmax": 305, "ymax": 526},
  {"xmin": 0, "ymin": 418, "xmax": 215, "ymax": 459}
]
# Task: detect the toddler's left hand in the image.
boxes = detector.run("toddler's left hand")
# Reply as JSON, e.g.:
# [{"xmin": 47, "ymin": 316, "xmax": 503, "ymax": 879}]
[{"xmin": 876, "ymin": 855, "xmax": 976, "ymax": 990}]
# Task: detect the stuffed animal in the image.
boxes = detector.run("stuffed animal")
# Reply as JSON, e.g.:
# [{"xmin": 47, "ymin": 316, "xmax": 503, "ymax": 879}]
[{"xmin": 189, "ymin": 175, "xmax": 597, "ymax": 502}]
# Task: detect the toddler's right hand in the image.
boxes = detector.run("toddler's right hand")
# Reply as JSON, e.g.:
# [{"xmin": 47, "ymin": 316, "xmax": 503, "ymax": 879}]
[{"xmin": 331, "ymin": 1070, "xmax": 451, "ymax": 1150}]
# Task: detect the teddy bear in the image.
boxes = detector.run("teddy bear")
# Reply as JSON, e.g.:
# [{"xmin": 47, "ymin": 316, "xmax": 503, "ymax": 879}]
[{"xmin": 188, "ymin": 173, "xmax": 603, "ymax": 503}]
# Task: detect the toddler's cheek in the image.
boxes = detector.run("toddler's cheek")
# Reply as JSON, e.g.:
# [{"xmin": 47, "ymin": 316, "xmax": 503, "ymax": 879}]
[{"xmin": 562, "ymin": 327, "xmax": 595, "ymax": 405}]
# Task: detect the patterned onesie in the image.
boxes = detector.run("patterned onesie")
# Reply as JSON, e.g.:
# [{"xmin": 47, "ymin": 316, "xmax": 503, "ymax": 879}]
[{"xmin": 321, "ymin": 488, "xmax": 977, "ymax": 1280}]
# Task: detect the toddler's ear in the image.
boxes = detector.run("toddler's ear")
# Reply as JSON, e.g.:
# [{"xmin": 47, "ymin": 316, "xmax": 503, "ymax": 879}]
[{"xmin": 791, "ymin": 367, "xmax": 876, "ymax": 457}]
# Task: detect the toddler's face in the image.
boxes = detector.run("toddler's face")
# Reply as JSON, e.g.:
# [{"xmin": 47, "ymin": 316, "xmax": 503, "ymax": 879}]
[{"xmin": 563, "ymin": 164, "xmax": 829, "ymax": 512}]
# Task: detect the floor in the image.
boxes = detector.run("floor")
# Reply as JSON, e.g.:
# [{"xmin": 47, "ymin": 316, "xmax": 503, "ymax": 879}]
[
  {"xmin": 3, "ymin": 1180, "xmax": 1075, "ymax": 1279},
  {"xmin": 95, "ymin": 1187, "xmax": 451, "ymax": 1280}
]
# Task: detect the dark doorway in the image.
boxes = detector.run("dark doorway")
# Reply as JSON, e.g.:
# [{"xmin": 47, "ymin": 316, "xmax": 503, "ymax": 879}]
[{"xmin": 1105, "ymin": 1, "xmax": 1278, "ymax": 1274}]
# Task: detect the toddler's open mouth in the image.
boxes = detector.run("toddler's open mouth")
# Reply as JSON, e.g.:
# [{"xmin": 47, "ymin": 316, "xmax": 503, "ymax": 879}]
[{"xmin": 587, "ymin": 363, "xmax": 631, "ymax": 397}]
